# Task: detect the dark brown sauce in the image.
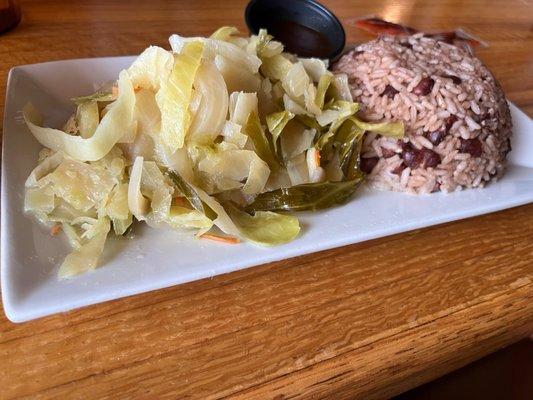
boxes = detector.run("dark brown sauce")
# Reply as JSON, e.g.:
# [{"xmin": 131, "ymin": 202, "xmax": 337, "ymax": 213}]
[{"xmin": 267, "ymin": 19, "xmax": 335, "ymax": 59}]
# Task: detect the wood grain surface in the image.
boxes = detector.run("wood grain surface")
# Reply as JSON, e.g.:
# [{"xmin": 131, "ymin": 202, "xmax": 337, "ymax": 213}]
[{"xmin": 0, "ymin": 1, "xmax": 532, "ymax": 399}]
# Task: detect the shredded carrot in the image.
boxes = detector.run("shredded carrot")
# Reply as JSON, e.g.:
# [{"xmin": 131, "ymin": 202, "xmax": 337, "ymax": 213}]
[
  {"xmin": 314, "ymin": 149, "xmax": 321, "ymax": 167},
  {"xmin": 50, "ymin": 224, "xmax": 62, "ymax": 236},
  {"xmin": 172, "ymin": 196, "xmax": 189, "ymax": 207},
  {"xmin": 134, "ymin": 85, "xmax": 141, "ymax": 93},
  {"xmin": 200, "ymin": 233, "xmax": 240, "ymax": 244}
]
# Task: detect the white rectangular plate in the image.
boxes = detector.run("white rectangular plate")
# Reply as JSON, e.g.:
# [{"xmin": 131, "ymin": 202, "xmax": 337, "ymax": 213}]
[{"xmin": 2, "ymin": 57, "xmax": 533, "ymax": 322}]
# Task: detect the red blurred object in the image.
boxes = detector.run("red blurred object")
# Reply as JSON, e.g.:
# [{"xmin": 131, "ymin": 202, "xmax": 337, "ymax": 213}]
[
  {"xmin": 0, "ymin": 0, "xmax": 21, "ymax": 34},
  {"xmin": 355, "ymin": 17, "xmax": 417, "ymax": 36},
  {"xmin": 355, "ymin": 17, "xmax": 484, "ymax": 49}
]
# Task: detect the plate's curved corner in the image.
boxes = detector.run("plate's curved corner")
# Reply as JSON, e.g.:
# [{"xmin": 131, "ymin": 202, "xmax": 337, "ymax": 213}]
[{"xmin": 508, "ymin": 102, "xmax": 533, "ymax": 168}]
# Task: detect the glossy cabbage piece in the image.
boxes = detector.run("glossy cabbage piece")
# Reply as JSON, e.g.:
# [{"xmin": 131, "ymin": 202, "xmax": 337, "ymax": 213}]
[{"xmin": 24, "ymin": 71, "xmax": 136, "ymax": 162}]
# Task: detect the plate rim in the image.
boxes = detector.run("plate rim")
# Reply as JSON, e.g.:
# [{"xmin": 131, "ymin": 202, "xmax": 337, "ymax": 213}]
[{"xmin": 2, "ymin": 58, "xmax": 532, "ymax": 323}]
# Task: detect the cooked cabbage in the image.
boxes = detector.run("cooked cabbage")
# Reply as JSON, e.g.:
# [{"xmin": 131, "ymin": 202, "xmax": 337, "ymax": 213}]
[
  {"xmin": 221, "ymin": 121, "xmax": 248, "ymax": 148},
  {"xmin": 229, "ymin": 92, "xmax": 258, "ymax": 126},
  {"xmin": 187, "ymin": 61, "xmax": 228, "ymax": 144},
  {"xmin": 24, "ymin": 70, "xmax": 136, "ymax": 162},
  {"xmin": 25, "ymin": 187, "xmax": 55, "ymax": 214},
  {"xmin": 280, "ymin": 122, "xmax": 315, "ymax": 160},
  {"xmin": 58, "ymin": 217, "xmax": 111, "ymax": 278},
  {"xmin": 315, "ymin": 74, "xmax": 333, "ymax": 110},
  {"xmin": 306, "ymin": 148, "xmax": 325, "ymax": 183},
  {"xmin": 226, "ymin": 204, "xmax": 300, "ymax": 246},
  {"xmin": 243, "ymin": 112, "xmax": 279, "ymax": 171},
  {"xmin": 157, "ymin": 41, "xmax": 203, "ymax": 151},
  {"xmin": 266, "ymin": 111, "xmax": 295, "ymax": 157},
  {"xmin": 210, "ymin": 26, "xmax": 240, "ymax": 42},
  {"xmin": 127, "ymin": 46, "xmax": 173, "ymax": 90},
  {"xmin": 169, "ymin": 34, "xmax": 261, "ymax": 74},
  {"xmin": 316, "ymin": 100, "xmax": 359, "ymax": 127},
  {"xmin": 283, "ymin": 94, "xmax": 308, "ymax": 115},
  {"xmin": 158, "ymin": 206, "xmax": 213, "ymax": 230},
  {"xmin": 214, "ymin": 55, "xmax": 261, "ymax": 94},
  {"xmin": 246, "ymin": 29, "xmax": 283, "ymax": 59},
  {"xmin": 260, "ymin": 54, "xmax": 293, "ymax": 81},
  {"xmin": 299, "ymin": 58, "xmax": 329, "ymax": 82},
  {"xmin": 76, "ymin": 100, "xmax": 99, "ymax": 139},
  {"xmin": 106, "ymin": 183, "xmax": 132, "ymax": 235},
  {"xmin": 287, "ymin": 153, "xmax": 310, "ymax": 185},
  {"xmin": 193, "ymin": 144, "xmax": 270, "ymax": 195},
  {"xmin": 22, "ymin": 27, "xmax": 402, "ymax": 277},
  {"xmin": 351, "ymin": 118, "xmax": 404, "ymax": 138},
  {"xmin": 282, "ymin": 62, "xmax": 309, "ymax": 99},
  {"xmin": 128, "ymin": 156, "xmax": 149, "ymax": 220},
  {"xmin": 36, "ymin": 158, "xmax": 116, "ymax": 212},
  {"xmin": 330, "ymin": 73, "xmax": 353, "ymax": 102},
  {"xmin": 25, "ymin": 151, "xmax": 63, "ymax": 187}
]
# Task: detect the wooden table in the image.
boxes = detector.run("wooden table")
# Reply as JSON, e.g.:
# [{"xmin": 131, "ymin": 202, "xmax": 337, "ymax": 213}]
[{"xmin": 1, "ymin": 1, "xmax": 532, "ymax": 398}]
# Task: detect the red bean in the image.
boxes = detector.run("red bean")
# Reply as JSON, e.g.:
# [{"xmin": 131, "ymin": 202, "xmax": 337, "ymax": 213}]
[
  {"xmin": 420, "ymin": 148, "xmax": 441, "ymax": 168},
  {"xmin": 402, "ymin": 144, "xmax": 441, "ymax": 169},
  {"xmin": 427, "ymin": 130, "xmax": 446, "ymax": 145},
  {"xmin": 402, "ymin": 143, "xmax": 423, "ymax": 169},
  {"xmin": 444, "ymin": 115, "xmax": 458, "ymax": 132},
  {"xmin": 381, "ymin": 147, "xmax": 396, "ymax": 158},
  {"xmin": 360, "ymin": 157, "xmax": 379, "ymax": 173},
  {"xmin": 442, "ymin": 74, "xmax": 462, "ymax": 84},
  {"xmin": 392, "ymin": 163, "xmax": 406, "ymax": 175},
  {"xmin": 459, "ymin": 138, "xmax": 483, "ymax": 157},
  {"xmin": 380, "ymin": 84, "xmax": 399, "ymax": 98},
  {"xmin": 426, "ymin": 115, "xmax": 456, "ymax": 145},
  {"xmin": 412, "ymin": 77, "xmax": 435, "ymax": 96}
]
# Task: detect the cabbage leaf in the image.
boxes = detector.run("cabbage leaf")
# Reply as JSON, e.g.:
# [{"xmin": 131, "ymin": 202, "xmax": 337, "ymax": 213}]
[
  {"xmin": 243, "ymin": 112, "xmax": 279, "ymax": 171},
  {"xmin": 299, "ymin": 58, "xmax": 329, "ymax": 82},
  {"xmin": 156, "ymin": 41, "xmax": 203, "ymax": 151},
  {"xmin": 127, "ymin": 46, "xmax": 173, "ymax": 91},
  {"xmin": 128, "ymin": 156, "xmax": 149, "ymax": 220},
  {"xmin": 266, "ymin": 111, "xmax": 295, "ymax": 157},
  {"xmin": 71, "ymin": 90, "xmax": 116, "ymax": 106},
  {"xmin": 315, "ymin": 74, "xmax": 332, "ymax": 109},
  {"xmin": 351, "ymin": 117, "xmax": 404, "ymax": 138},
  {"xmin": 222, "ymin": 121, "xmax": 248, "ymax": 148},
  {"xmin": 169, "ymin": 34, "xmax": 261, "ymax": 74},
  {"xmin": 226, "ymin": 204, "xmax": 300, "ymax": 246},
  {"xmin": 210, "ymin": 26, "xmax": 239, "ymax": 41},
  {"xmin": 229, "ymin": 92, "xmax": 258, "ymax": 126},
  {"xmin": 76, "ymin": 100, "xmax": 99, "ymax": 139},
  {"xmin": 246, "ymin": 176, "xmax": 364, "ymax": 212},
  {"xmin": 23, "ymin": 70, "xmax": 136, "ymax": 162},
  {"xmin": 329, "ymin": 73, "xmax": 353, "ymax": 102},
  {"xmin": 260, "ymin": 54, "xmax": 293, "ymax": 81},
  {"xmin": 188, "ymin": 61, "xmax": 228, "ymax": 145},
  {"xmin": 214, "ymin": 55, "xmax": 261, "ymax": 93},
  {"xmin": 58, "ymin": 217, "xmax": 111, "ymax": 278}
]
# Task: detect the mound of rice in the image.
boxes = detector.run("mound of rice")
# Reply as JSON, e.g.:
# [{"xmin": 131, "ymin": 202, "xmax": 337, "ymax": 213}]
[{"xmin": 333, "ymin": 34, "xmax": 512, "ymax": 194}]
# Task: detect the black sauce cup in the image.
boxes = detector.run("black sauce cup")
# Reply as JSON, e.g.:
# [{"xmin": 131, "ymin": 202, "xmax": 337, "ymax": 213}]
[{"xmin": 245, "ymin": 0, "xmax": 346, "ymax": 60}]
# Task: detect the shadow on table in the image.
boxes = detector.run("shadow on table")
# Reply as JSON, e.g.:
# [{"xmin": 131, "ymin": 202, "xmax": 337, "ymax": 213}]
[{"xmin": 393, "ymin": 339, "xmax": 533, "ymax": 400}]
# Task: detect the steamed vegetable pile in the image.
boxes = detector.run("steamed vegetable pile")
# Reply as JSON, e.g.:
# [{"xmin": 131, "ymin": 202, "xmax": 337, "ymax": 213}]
[{"xmin": 23, "ymin": 27, "xmax": 403, "ymax": 278}]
